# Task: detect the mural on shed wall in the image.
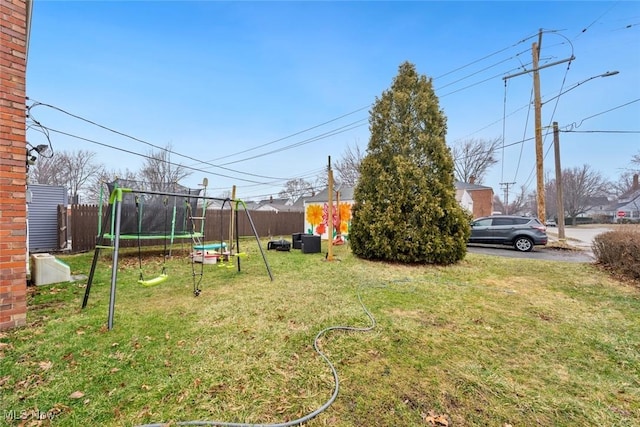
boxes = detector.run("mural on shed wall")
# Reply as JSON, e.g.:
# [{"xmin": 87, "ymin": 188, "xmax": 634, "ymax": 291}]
[{"xmin": 305, "ymin": 201, "xmax": 353, "ymax": 240}]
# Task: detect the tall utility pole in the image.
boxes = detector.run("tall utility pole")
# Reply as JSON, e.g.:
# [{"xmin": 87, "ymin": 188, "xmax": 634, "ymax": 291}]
[
  {"xmin": 502, "ymin": 30, "xmax": 574, "ymax": 222},
  {"xmin": 500, "ymin": 181, "xmax": 516, "ymax": 214},
  {"xmin": 553, "ymin": 122, "xmax": 566, "ymax": 241},
  {"xmin": 532, "ymin": 40, "xmax": 545, "ymax": 223}
]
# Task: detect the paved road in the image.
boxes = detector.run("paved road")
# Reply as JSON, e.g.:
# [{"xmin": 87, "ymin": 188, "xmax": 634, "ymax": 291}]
[
  {"xmin": 467, "ymin": 226, "xmax": 614, "ymax": 263},
  {"xmin": 546, "ymin": 226, "xmax": 613, "ymax": 249}
]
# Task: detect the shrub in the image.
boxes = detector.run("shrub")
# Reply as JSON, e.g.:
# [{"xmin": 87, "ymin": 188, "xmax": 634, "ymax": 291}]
[{"xmin": 592, "ymin": 226, "xmax": 640, "ymax": 280}]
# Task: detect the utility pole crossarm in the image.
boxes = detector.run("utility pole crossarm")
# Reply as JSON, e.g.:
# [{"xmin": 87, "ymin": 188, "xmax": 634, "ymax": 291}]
[{"xmin": 502, "ymin": 56, "xmax": 575, "ymax": 80}]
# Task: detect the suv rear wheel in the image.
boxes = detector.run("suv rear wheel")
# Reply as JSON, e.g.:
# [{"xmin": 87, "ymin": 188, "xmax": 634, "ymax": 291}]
[{"xmin": 514, "ymin": 236, "xmax": 534, "ymax": 252}]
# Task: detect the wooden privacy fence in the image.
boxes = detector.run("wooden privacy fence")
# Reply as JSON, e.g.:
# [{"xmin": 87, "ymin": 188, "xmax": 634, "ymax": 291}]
[{"xmin": 67, "ymin": 204, "xmax": 305, "ymax": 253}]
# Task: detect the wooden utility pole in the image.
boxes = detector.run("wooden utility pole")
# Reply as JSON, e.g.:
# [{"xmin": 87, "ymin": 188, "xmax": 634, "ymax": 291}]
[
  {"xmin": 500, "ymin": 181, "xmax": 516, "ymax": 214},
  {"xmin": 327, "ymin": 156, "xmax": 334, "ymax": 261},
  {"xmin": 553, "ymin": 122, "xmax": 566, "ymax": 241},
  {"xmin": 503, "ymin": 30, "xmax": 573, "ymax": 224},
  {"xmin": 532, "ymin": 41, "xmax": 545, "ymax": 224}
]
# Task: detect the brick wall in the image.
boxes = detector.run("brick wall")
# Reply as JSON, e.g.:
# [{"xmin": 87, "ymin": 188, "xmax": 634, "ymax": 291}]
[
  {"xmin": 470, "ymin": 188, "xmax": 494, "ymax": 218},
  {"xmin": 0, "ymin": 0, "xmax": 28, "ymax": 330}
]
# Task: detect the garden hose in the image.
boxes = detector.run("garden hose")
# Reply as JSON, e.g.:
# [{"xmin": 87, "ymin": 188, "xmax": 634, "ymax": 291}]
[{"xmin": 137, "ymin": 286, "xmax": 376, "ymax": 427}]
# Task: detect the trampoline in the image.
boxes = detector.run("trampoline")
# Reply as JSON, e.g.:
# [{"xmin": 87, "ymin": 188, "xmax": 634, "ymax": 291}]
[{"xmin": 97, "ymin": 179, "xmax": 203, "ymax": 244}]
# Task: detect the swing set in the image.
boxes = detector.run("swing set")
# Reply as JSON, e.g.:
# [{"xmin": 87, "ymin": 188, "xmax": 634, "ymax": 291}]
[{"xmin": 81, "ymin": 179, "xmax": 273, "ymax": 330}]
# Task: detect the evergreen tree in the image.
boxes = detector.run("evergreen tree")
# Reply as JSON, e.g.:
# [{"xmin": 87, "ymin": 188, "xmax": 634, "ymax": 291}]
[{"xmin": 350, "ymin": 62, "xmax": 470, "ymax": 264}]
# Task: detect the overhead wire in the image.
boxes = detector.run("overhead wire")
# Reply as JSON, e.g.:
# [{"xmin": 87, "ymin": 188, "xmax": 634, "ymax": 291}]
[
  {"xmin": 26, "ymin": 28, "xmax": 549, "ymax": 185},
  {"xmin": 26, "ymin": 100, "xmax": 293, "ymax": 182},
  {"xmin": 563, "ymin": 98, "xmax": 640, "ymax": 131},
  {"xmin": 199, "ymin": 105, "xmax": 371, "ymax": 164},
  {"xmin": 573, "ymin": 2, "xmax": 619, "ymax": 39},
  {"xmin": 27, "ymin": 24, "xmax": 625, "ymax": 198},
  {"xmin": 189, "ymin": 31, "xmax": 543, "ymax": 171},
  {"xmin": 37, "ymin": 125, "xmax": 277, "ymax": 185},
  {"xmin": 29, "ymin": 107, "xmax": 337, "ymax": 195},
  {"xmin": 216, "ymin": 120, "xmax": 368, "ymax": 167},
  {"xmin": 433, "ymin": 30, "xmax": 540, "ymax": 80}
]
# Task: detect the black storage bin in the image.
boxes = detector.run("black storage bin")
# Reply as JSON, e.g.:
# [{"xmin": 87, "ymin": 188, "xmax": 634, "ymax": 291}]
[
  {"xmin": 301, "ymin": 235, "xmax": 321, "ymax": 254},
  {"xmin": 292, "ymin": 233, "xmax": 313, "ymax": 250}
]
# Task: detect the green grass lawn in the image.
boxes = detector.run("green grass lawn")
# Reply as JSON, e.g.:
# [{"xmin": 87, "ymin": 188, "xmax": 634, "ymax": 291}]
[{"xmin": 1, "ymin": 241, "xmax": 639, "ymax": 426}]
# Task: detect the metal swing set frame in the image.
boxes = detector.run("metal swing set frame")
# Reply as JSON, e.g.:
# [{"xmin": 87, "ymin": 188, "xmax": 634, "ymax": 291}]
[{"xmin": 81, "ymin": 184, "xmax": 273, "ymax": 330}]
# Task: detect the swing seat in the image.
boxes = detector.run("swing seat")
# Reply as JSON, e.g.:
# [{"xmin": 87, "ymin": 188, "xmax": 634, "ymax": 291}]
[{"xmin": 138, "ymin": 274, "xmax": 168, "ymax": 287}]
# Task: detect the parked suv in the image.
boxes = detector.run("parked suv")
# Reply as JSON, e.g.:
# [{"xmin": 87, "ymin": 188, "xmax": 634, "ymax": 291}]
[{"xmin": 468, "ymin": 215, "xmax": 548, "ymax": 252}]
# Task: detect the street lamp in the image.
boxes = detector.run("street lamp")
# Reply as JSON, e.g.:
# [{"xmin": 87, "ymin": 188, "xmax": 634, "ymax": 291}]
[{"xmin": 550, "ymin": 71, "xmax": 619, "ymax": 241}]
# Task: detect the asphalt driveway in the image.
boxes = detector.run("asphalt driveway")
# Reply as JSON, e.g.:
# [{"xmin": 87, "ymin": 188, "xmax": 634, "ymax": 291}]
[{"xmin": 467, "ymin": 225, "xmax": 614, "ymax": 263}]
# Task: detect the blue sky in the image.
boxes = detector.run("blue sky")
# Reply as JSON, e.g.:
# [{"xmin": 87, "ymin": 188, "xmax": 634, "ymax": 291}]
[{"xmin": 26, "ymin": 1, "xmax": 640, "ymax": 201}]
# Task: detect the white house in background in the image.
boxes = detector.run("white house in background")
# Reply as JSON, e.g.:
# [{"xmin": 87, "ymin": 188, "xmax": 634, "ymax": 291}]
[
  {"xmin": 255, "ymin": 196, "xmax": 304, "ymax": 213},
  {"xmin": 580, "ymin": 196, "xmax": 611, "ymax": 219},
  {"xmin": 609, "ymin": 174, "xmax": 640, "ymax": 222},
  {"xmin": 455, "ymin": 188, "xmax": 474, "ymax": 214}
]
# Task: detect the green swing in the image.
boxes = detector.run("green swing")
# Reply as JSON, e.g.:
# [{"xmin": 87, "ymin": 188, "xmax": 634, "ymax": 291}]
[{"xmin": 136, "ymin": 195, "xmax": 169, "ymax": 287}]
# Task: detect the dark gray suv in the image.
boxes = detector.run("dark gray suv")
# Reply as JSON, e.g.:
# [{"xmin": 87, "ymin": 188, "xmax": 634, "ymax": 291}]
[{"xmin": 469, "ymin": 215, "xmax": 548, "ymax": 252}]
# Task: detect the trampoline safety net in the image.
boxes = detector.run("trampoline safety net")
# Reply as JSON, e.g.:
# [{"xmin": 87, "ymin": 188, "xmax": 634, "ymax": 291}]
[{"xmin": 107, "ymin": 179, "xmax": 203, "ymax": 236}]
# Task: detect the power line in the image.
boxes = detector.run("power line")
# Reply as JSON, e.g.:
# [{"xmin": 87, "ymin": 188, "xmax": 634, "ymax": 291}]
[
  {"xmin": 433, "ymin": 30, "xmax": 539, "ymax": 80},
  {"xmin": 562, "ymin": 130, "xmax": 640, "ymax": 134},
  {"xmin": 200, "ymin": 105, "xmax": 371, "ymax": 164},
  {"xmin": 28, "ymin": 29, "xmax": 554, "ymax": 181},
  {"xmin": 217, "ymin": 120, "xmax": 368, "ymax": 167},
  {"xmin": 190, "ymin": 31, "xmax": 549, "ymax": 169},
  {"xmin": 37, "ymin": 125, "xmax": 295, "ymax": 186},
  {"xmin": 563, "ymin": 98, "xmax": 640, "ymax": 130},
  {"xmin": 573, "ymin": 2, "xmax": 620, "ymax": 39},
  {"xmin": 26, "ymin": 100, "xmax": 295, "ymax": 182}
]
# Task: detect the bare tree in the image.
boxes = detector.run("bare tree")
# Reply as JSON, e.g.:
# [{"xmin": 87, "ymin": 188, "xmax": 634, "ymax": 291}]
[
  {"xmin": 544, "ymin": 177, "xmax": 557, "ymax": 220},
  {"xmin": 85, "ymin": 168, "xmax": 139, "ymax": 204},
  {"xmin": 494, "ymin": 185, "xmax": 529, "ymax": 215},
  {"xmin": 314, "ymin": 165, "xmax": 329, "ymax": 189},
  {"xmin": 315, "ymin": 142, "xmax": 365, "ymax": 189},
  {"xmin": 62, "ymin": 150, "xmax": 104, "ymax": 202},
  {"xmin": 28, "ymin": 152, "xmax": 65, "ymax": 185},
  {"xmin": 632, "ymin": 151, "xmax": 640, "ymax": 166},
  {"xmin": 278, "ymin": 178, "xmax": 314, "ymax": 203},
  {"xmin": 451, "ymin": 137, "xmax": 501, "ymax": 184},
  {"xmin": 562, "ymin": 165, "xmax": 610, "ymax": 225},
  {"xmin": 611, "ymin": 170, "xmax": 638, "ymax": 198},
  {"xmin": 139, "ymin": 144, "xmax": 191, "ymax": 191},
  {"xmin": 28, "ymin": 149, "xmax": 104, "ymax": 203},
  {"xmin": 216, "ymin": 190, "xmax": 231, "ymax": 200},
  {"xmin": 334, "ymin": 143, "xmax": 364, "ymax": 187},
  {"xmin": 505, "ymin": 185, "xmax": 529, "ymax": 215}
]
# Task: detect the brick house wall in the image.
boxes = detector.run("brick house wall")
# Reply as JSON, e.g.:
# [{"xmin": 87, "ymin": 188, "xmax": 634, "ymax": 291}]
[
  {"xmin": 0, "ymin": 0, "xmax": 29, "ymax": 330},
  {"xmin": 455, "ymin": 181, "xmax": 494, "ymax": 218},
  {"xmin": 468, "ymin": 188, "xmax": 494, "ymax": 218}
]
